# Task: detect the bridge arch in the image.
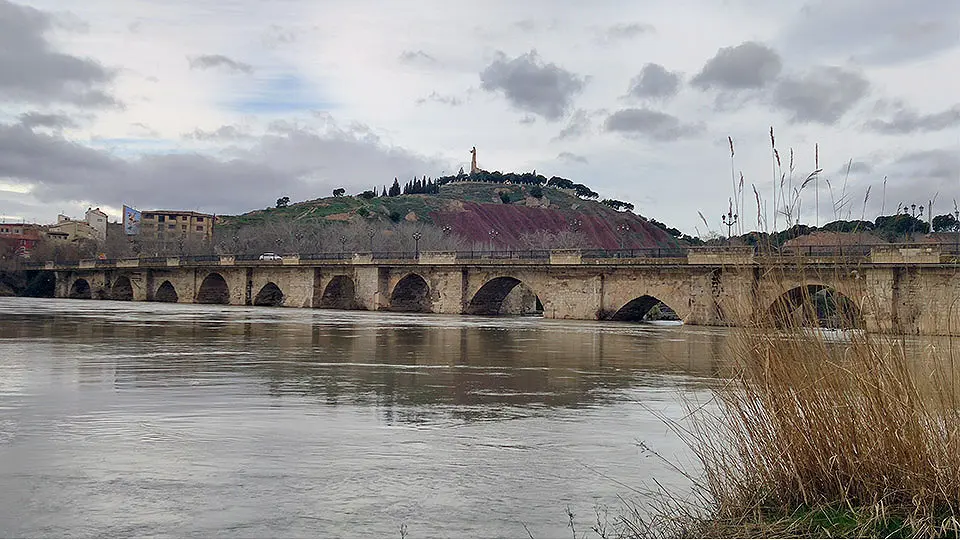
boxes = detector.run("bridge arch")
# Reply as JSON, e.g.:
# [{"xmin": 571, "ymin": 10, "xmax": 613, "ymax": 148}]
[
  {"xmin": 69, "ymin": 278, "xmax": 91, "ymax": 299},
  {"xmin": 609, "ymin": 295, "xmax": 681, "ymax": 323},
  {"xmin": 766, "ymin": 284, "xmax": 862, "ymax": 329},
  {"xmin": 154, "ymin": 280, "xmax": 178, "ymax": 303},
  {"xmin": 466, "ymin": 276, "xmax": 543, "ymax": 316},
  {"xmin": 319, "ymin": 275, "xmax": 356, "ymax": 309},
  {"xmin": 197, "ymin": 273, "xmax": 230, "ymax": 304},
  {"xmin": 389, "ymin": 273, "xmax": 431, "ymax": 312},
  {"xmin": 254, "ymin": 282, "xmax": 284, "ymax": 306},
  {"xmin": 111, "ymin": 276, "xmax": 133, "ymax": 301}
]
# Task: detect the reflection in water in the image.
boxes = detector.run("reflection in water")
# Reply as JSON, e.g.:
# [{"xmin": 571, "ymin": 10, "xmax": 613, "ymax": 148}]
[{"xmin": 0, "ymin": 298, "xmax": 729, "ymax": 538}]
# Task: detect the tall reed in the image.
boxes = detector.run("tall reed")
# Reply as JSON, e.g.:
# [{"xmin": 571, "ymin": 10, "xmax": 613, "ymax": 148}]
[{"xmin": 634, "ymin": 278, "xmax": 960, "ymax": 538}]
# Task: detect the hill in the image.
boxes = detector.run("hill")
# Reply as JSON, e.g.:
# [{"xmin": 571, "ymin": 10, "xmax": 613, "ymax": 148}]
[{"xmin": 219, "ymin": 181, "xmax": 678, "ymax": 250}]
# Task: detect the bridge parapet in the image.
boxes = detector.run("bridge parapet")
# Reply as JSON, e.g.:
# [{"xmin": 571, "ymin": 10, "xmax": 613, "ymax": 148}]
[
  {"xmin": 79, "ymin": 259, "xmax": 96, "ymax": 269},
  {"xmin": 550, "ymin": 249, "xmax": 582, "ymax": 265},
  {"xmin": 282, "ymin": 255, "xmax": 300, "ymax": 265},
  {"xmin": 419, "ymin": 251, "xmax": 457, "ymax": 265},
  {"xmin": 871, "ymin": 245, "xmax": 940, "ymax": 264},
  {"xmin": 166, "ymin": 257, "xmax": 180, "ymax": 267},
  {"xmin": 220, "ymin": 256, "xmax": 236, "ymax": 266},
  {"xmin": 117, "ymin": 258, "xmax": 139, "ymax": 268},
  {"xmin": 687, "ymin": 246, "xmax": 755, "ymax": 265}
]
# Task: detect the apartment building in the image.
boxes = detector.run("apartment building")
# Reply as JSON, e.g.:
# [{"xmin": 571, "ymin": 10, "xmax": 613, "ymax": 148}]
[
  {"xmin": 0, "ymin": 223, "xmax": 41, "ymax": 256},
  {"xmin": 85, "ymin": 207, "xmax": 107, "ymax": 240},
  {"xmin": 47, "ymin": 215, "xmax": 101, "ymax": 243},
  {"xmin": 140, "ymin": 210, "xmax": 215, "ymax": 241},
  {"xmin": 47, "ymin": 207, "xmax": 108, "ymax": 243}
]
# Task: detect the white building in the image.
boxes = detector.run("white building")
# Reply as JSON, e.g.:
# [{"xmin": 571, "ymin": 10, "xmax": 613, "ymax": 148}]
[{"xmin": 84, "ymin": 208, "xmax": 107, "ymax": 241}]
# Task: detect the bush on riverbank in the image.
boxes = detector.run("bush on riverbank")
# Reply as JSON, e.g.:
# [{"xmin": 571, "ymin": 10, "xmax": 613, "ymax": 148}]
[
  {"xmin": 0, "ymin": 269, "xmax": 26, "ymax": 296},
  {"xmin": 629, "ymin": 282, "xmax": 960, "ymax": 538}
]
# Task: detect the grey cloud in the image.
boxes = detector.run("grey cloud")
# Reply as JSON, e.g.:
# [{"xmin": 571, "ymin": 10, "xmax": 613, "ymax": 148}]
[
  {"xmin": 604, "ymin": 108, "xmax": 702, "ymax": 141},
  {"xmin": 519, "ymin": 115, "xmax": 536, "ymax": 125},
  {"xmin": 872, "ymin": 148, "xmax": 960, "ymax": 214},
  {"xmin": 513, "ymin": 19, "xmax": 536, "ymax": 32},
  {"xmin": 837, "ymin": 161, "xmax": 873, "ymax": 176},
  {"xmin": 261, "ymin": 24, "xmax": 297, "ymax": 48},
  {"xmin": 692, "ymin": 41, "xmax": 781, "ymax": 90},
  {"xmin": 599, "ymin": 22, "xmax": 654, "ymax": 43},
  {"xmin": 865, "ymin": 104, "xmax": 960, "ymax": 134},
  {"xmin": 130, "ymin": 122, "xmax": 159, "ymax": 137},
  {"xmin": 557, "ymin": 152, "xmax": 588, "ymax": 164},
  {"xmin": 773, "ymin": 66, "xmax": 870, "ymax": 124},
  {"xmin": 892, "ymin": 149, "xmax": 959, "ymax": 182},
  {"xmin": 0, "ymin": 118, "xmax": 442, "ymax": 215},
  {"xmin": 188, "ymin": 54, "xmax": 253, "ymax": 74},
  {"xmin": 0, "ymin": 123, "xmax": 289, "ymax": 213},
  {"xmin": 416, "ymin": 92, "xmax": 462, "ymax": 106},
  {"xmin": 0, "ymin": 0, "xmax": 116, "ymax": 106},
  {"xmin": 398, "ymin": 50, "xmax": 437, "ymax": 65},
  {"xmin": 627, "ymin": 63, "xmax": 681, "ymax": 100},
  {"xmin": 554, "ymin": 109, "xmax": 592, "ymax": 140},
  {"xmin": 186, "ymin": 125, "xmax": 252, "ymax": 141},
  {"xmin": 51, "ymin": 11, "xmax": 89, "ymax": 33},
  {"xmin": 479, "ymin": 50, "xmax": 586, "ymax": 121},
  {"xmin": 250, "ymin": 123, "xmax": 443, "ymax": 184},
  {"xmin": 17, "ymin": 111, "xmax": 78, "ymax": 130},
  {"xmin": 781, "ymin": 0, "xmax": 960, "ymax": 66}
]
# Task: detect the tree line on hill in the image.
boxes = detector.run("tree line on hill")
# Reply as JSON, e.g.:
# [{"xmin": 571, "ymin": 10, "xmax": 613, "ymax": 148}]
[
  {"xmin": 643, "ymin": 211, "xmax": 958, "ymax": 249},
  {"xmin": 319, "ymin": 170, "xmax": 610, "ymax": 206}
]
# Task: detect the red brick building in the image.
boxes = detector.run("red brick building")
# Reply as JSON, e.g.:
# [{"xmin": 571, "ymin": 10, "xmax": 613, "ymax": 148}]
[{"xmin": 0, "ymin": 223, "xmax": 41, "ymax": 257}]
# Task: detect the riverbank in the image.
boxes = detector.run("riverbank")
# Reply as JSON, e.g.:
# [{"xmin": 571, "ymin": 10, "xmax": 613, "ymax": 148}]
[
  {"xmin": 0, "ymin": 268, "xmax": 55, "ymax": 297},
  {"xmin": 641, "ymin": 314, "xmax": 960, "ymax": 538},
  {"xmin": 0, "ymin": 268, "xmax": 25, "ymax": 296}
]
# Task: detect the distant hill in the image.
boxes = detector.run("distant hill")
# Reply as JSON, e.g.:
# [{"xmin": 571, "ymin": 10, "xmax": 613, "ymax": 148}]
[{"xmin": 219, "ymin": 181, "xmax": 678, "ymax": 250}]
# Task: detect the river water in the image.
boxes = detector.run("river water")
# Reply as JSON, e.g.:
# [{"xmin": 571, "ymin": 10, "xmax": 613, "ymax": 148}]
[{"xmin": 0, "ymin": 298, "xmax": 730, "ymax": 538}]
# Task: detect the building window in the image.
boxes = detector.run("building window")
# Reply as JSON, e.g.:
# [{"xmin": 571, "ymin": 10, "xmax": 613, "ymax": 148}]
[
  {"xmin": 196, "ymin": 217, "xmax": 204, "ymax": 222},
  {"xmin": 181, "ymin": 225, "xmax": 187, "ymax": 231},
  {"xmin": 168, "ymin": 224, "xmax": 175, "ymax": 230},
  {"xmin": 196, "ymin": 226, "xmax": 203, "ymax": 232},
  {"xmin": 158, "ymin": 215, "xmax": 165, "ymax": 222},
  {"xmin": 169, "ymin": 215, "xmax": 177, "ymax": 221},
  {"xmin": 144, "ymin": 213, "xmax": 154, "ymax": 219}
]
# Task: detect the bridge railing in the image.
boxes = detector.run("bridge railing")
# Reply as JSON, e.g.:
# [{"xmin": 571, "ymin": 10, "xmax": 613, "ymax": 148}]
[
  {"xmin": 581, "ymin": 247, "xmax": 688, "ymax": 259},
  {"xmin": 183, "ymin": 255, "xmax": 221, "ymax": 263},
  {"xmin": 455, "ymin": 250, "xmax": 551, "ymax": 260},
  {"xmin": 300, "ymin": 252, "xmax": 352, "ymax": 261}
]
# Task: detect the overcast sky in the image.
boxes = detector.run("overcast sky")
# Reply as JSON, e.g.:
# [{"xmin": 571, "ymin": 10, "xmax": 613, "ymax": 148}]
[{"xmin": 0, "ymin": 0, "xmax": 957, "ymax": 235}]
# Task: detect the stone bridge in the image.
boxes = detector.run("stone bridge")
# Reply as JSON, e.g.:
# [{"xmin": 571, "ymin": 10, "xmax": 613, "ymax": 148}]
[{"xmin": 35, "ymin": 245, "xmax": 960, "ymax": 336}]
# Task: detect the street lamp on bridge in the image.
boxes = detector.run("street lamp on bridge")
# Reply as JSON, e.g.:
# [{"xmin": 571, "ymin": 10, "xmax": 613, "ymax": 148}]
[
  {"xmin": 722, "ymin": 199, "xmax": 738, "ymax": 241},
  {"xmin": 617, "ymin": 223, "xmax": 630, "ymax": 250},
  {"xmin": 488, "ymin": 229, "xmax": 499, "ymax": 251},
  {"xmin": 412, "ymin": 231, "xmax": 423, "ymax": 257}
]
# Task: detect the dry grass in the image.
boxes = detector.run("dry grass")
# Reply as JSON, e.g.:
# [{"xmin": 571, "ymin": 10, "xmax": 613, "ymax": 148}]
[{"xmin": 629, "ymin": 274, "xmax": 960, "ymax": 538}]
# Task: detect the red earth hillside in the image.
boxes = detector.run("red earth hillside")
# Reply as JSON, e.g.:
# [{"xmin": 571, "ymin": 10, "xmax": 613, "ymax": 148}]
[{"xmin": 429, "ymin": 201, "xmax": 677, "ymax": 250}]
